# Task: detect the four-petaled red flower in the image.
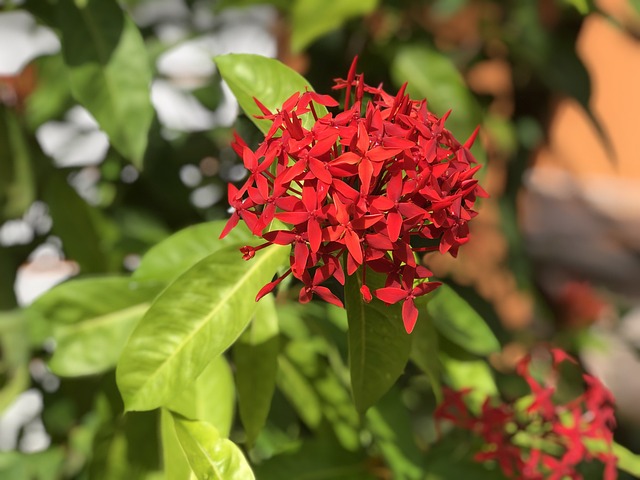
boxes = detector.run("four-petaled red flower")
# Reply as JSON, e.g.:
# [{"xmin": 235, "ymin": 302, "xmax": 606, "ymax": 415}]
[{"xmin": 221, "ymin": 57, "xmax": 487, "ymax": 333}]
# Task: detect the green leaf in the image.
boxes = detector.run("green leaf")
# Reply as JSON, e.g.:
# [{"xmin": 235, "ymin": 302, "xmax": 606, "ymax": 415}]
[
  {"xmin": 57, "ymin": 0, "xmax": 153, "ymax": 167},
  {"xmin": 390, "ymin": 45, "xmax": 484, "ymax": 160},
  {"xmin": 0, "ymin": 448, "xmax": 66, "ymax": 480},
  {"xmin": 165, "ymin": 355, "xmax": 235, "ymax": 438},
  {"xmin": 290, "ymin": 0, "xmax": 379, "ymax": 52},
  {"xmin": 410, "ymin": 299, "xmax": 442, "ymax": 402},
  {"xmin": 0, "ymin": 107, "xmax": 35, "ymax": 219},
  {"xmin": 0, "ymin": 311, "xmax": 30, "ymax": 413},
  {"xmin": 161, "ymin": 409, "xmax": 193, "ymax": 480},
  {"xmin": 613, "ymin": 441, "xmax": 640, "ymax": 477},
  {"xmin": 133, "ymin": 221, "xmax": 256, "ymax": 283},
  {"xmin": 345, "ymin": 269, "xmax": 411, "ymax": 413},
  {"xmin": 366, "ymin": 388, "xmax": 424, "ymax": 480},
  {"xmin": 233, "ymin": 295, "xmax": 279, "ymax": 445},
  {"xmin": 254, "ymin": 428, "xmax": 376, "ymax": 480},
  {"xmin": 28, "ymin": 276, "xmax": 161, "ymax": 376},
  {"xmin": 215, "ymin": 54, "xmax": 328, "ymax": 134},
  {"xmin": 171, "ymin": 412, "xmax": 255, "ymax": 480},
  {"xmin": 631, "ymin": 0, "xmax": 640, "ymax": 15},
  {"xmin": 116, "ymin": 244, "xmax": 289, "ymax": 411},
  {"xmin": 427, "ymin": 285, "xmax": 499, "ymax": 356},
  {"xmin": 43, "ymin": 172, "xmax": 109, "ymax": 273},
  {"xmin": 439, "ymin": 342, "xmax": 498, "ymax": 412},
  {"xmin": 276, "ymin": 354, "xmax": 322, "ymax": 429}
]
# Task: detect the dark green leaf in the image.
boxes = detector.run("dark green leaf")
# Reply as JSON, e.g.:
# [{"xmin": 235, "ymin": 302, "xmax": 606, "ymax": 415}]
[
  {"xmin": 171, "ymin": 412, "xmax": 255, "ymax": 480},
  {"xmin": 233, "ymin": 295, "xmax": 279, "ymax": 445},
  {"xmin": 254, "ymin": 428, "xmax": 376, "ymax": 480},
  {"xmin": 215, "ymin": 54, "xmax": 327, "ymax": 134},
  {"xmin": 1, "ymin": 108, "xmax": 35, "ymax": 218},
  {"xmin": 276, "ymin": 354, "xmax": 322, "ymax": 429},
  {"xmin": 410, "ymin": 298, "xmax": 442, "ymax": 402},
  {"xmin": 0, "ymin": 311, "xmax": 30, "ymax": 413},
  {"xmin": 57, "ymin": 0, "xmax": 153, "ymax": 167},
  {"xmin": 291, "ymin": 0, "xmax": 379, "ymax": 52},
  {"xmin": 29, "ymin": 276, "xmax": 162, "ymax": 376},
  {"xmin": 366, "ymin": 388, "xmax": 424, "ymax": 480},
  {"xmin": 43, "ymin": 172, "xmax": 109, "ymax": 273},
  {"xmin": 116, "ymin": 244, "xmax": 289, "ymax": 411},
  {"xmin": 345, "ymin": 269, "xmax": 411, "ymax": 413},
  {"xmin": 133, "ymin": 221, "xmax": 256, "ymax": 283},
  {"xmin": 427, "ymin": 285, "xmax": 499, "ymax": 356}
]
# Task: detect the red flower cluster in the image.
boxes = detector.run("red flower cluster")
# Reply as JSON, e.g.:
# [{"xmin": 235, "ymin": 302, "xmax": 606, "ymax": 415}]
[
  {"xmin": 221, "ymin": 57, "xmax": 486, "ymax": 333},
  {"xmin": 434, "ymin": 348, "xmax": 617, "ymax": 479}
]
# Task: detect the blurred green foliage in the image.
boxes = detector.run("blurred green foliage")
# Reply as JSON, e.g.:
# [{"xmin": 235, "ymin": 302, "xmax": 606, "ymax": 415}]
[{"xmin": 2, "ymin": 0, "xmax": 640, "ymax": 479}]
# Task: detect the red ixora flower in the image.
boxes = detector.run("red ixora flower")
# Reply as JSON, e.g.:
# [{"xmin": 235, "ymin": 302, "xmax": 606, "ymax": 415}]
[
  {"xmin": 220, "ymin": 57, "xmax": 487, "ymax": 333},
  {"xmin": 434, "ymin": 348, "xmax": 618, "ymax": 480}
]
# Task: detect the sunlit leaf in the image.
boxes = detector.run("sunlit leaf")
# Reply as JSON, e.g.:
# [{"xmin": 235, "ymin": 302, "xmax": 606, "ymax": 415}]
[
  {"xmin": 345, "ymin": 269, "xmax": 411, "ymax": 413},
  {"xmin": 116, "ymin": 244, "xmax": 289, "ymax": 411},
  {"xmin": 215, "ymin": 54, "xmax": 328, "ymax": 134},
  {"xmin": 57, "ymin": 0, "xmax": 153, "ymax": 167},
  {"xmin": 133, "ymin": 221, "xmax": 256, "ymax": 283},
  {"xmin": 233, "ymin": 295, "xmax": 279, "ymax": 445},
  {"xmin": 161, "ymin": 409, "xmax": 193, "ymax": 480},
  {"xmin": 440, "ymin": 342, "xmax": 498, "ymax": 412},
  {"xmin": 291, "ymin": 0, "xmax": 379, "ymax": 52},
  {"xmin": 165, "ymin": 355, "xmax": 235, "ymax": 438},
  {"xmin": 171, "ymin": 412, "xmax": 255, "ymax": 480},
  {"xmin": 29, "ymin": 276, "xmax": 162, "ymax": 377},
  {"xmin": 427, "ymin": 285, "xmax": 499, "ymax": 356}
]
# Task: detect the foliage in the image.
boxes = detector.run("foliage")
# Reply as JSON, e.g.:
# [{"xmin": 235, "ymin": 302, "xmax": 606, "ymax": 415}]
[{"xmin": 2, "ymin": 1, "xmax": 640, "ymax": 479}]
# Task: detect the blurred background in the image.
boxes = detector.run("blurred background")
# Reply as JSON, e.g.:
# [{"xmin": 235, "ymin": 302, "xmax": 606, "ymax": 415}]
[{"xmin": 1, "ymin": 0, "xmax": 640, "ymax": 474}]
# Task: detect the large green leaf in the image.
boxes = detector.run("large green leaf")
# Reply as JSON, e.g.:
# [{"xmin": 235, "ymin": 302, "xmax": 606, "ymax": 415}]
[
  {"xmin": 427, "ymin": 285, "xmax": 499, "ymax": 356},
  {"xmin": 165, "ymin": 355, "xmax": 235, "ymax": 438},
  {"xmin": 391, "ymin": 45, "xmax": 484, "ymax": 161},
  {"xmin": 171, "ymin": 413, "xmax": 255, "ymax": 480},
  {"xmin": 233, "ymin": 295, "xmax": 279, "ymax": 445},
  {"xmin": 116, "ymin": 244, "xmax": 289, "ymax": 411},
  {"xmin": 345, "ymin": 269, "xmax": 412, "ymax": 413},
  {"xmin": 215, "ymin": 54, "xmax": 328, "ymax": 134},
  {"xmin": 291, "ymin": 0, "xmax": 379, "ymax": 52},
  {"xmin": 133, "ymin": 221, "xmax": 256, "ymax": 283},
  {"xmin": 28, "ymin": 276, "xmax": 161, "ymax": 377},
  {"xmin": 57, "ymin": 0, "xmax": 153, "ymax": 167}
]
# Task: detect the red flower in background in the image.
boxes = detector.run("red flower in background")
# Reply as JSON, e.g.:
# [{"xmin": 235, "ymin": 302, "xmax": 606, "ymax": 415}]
[
  {"xmin": 221, "ymin": 57, "xmax": 487, "ymax": 332},
  {"xmin": 434, "ymin": 348, "xmax": 618, "ymax": 479}
]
